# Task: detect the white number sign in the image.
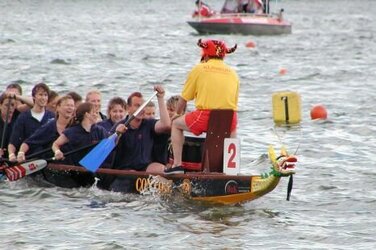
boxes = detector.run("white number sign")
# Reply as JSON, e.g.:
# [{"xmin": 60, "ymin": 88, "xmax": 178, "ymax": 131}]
[{"xmin": 223, "ymin": 138, "xmax": 240, "ymax": 175}]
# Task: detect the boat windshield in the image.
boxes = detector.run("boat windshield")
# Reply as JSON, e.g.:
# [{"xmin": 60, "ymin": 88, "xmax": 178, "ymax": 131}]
[
  {"xmin": 220, "ymin": 0, "xmax": 271, "ymax": 14},
  {"xmin": 220, "ymin": 0, "xmax": 239, "ymax": 13}
]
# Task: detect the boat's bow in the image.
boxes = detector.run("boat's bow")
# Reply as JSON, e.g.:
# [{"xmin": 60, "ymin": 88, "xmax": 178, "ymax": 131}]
[{"xmin": 189, "ymin": 145, "xmax": 296, "ymax": 204}]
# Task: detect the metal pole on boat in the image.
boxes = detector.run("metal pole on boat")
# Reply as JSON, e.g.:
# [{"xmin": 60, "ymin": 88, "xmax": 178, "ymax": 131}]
[
  {"xmin": 197, "ymin": 0, "xmax": 202, "ymax": 19},
  {"xmin": 275, "ymin": 0, "xmax": 279, "ymax": 14},
  {"xmin": 264, "ymin": 0, "xmax": 270, "ymax": 14}
]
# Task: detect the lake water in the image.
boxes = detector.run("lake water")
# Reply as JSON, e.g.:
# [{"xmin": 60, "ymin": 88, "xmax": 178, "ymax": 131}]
[{"xmin": 1, "ymin": 0, "xmax": 376, "ymax": 249}]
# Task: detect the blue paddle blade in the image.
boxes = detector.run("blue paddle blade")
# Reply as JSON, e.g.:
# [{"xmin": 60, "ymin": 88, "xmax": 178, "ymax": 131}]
[{"xmin": 79, "ymin": 133, "xmax": 118, "ymax": 172}]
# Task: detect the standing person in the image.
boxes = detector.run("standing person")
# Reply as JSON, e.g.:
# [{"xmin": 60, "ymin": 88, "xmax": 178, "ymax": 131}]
[
  {"xmin": 52, "ymin": 102, "xmax": 108, "ymax": 166},
  {"xmin": 111, "ymin": 85, "xmax": 170, "ymax": 176},
  {"xmin": 85, "ymin": 90, "xmax": 106, "ymax": 122},
  {"xmin": 237, "ymin": 0, "xmax": 263, "ymax": 13},
  {"xmin": 166, "ymin": 39, "xmax": 239, "ymax": 174},
  {"xmin": 97, "ymin": 97, "xmax": 127, "ymax": 132},
  {"xmin": 192, "ymin": 0, "xmax": 216, "ymax": 17},
  {"xmin": 0, "ymin": 94, "xmax": 18, "ymax": 158},
  {"xmin": 7, "ymin": 83, "xmax": 55, "ymax": 161},
  {"xmin": 16, "ymin": 95, "xmax": 76, "ymax": 162},
  {"xmin": 237, "ymin": 0, "xmax": 250, "ymax": 12},
  {"xmin": 250, "ymin": 0, "xmax": 264, "ymax": 14}
]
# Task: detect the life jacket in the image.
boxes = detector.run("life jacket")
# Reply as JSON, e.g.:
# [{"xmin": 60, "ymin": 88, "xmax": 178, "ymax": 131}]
[{"xmin": 193, "ymin": 5, "xmax": 215, "ymax": 17}]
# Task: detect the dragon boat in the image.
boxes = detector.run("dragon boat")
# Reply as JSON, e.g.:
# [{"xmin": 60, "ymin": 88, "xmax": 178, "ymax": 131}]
[
  {"xmin": 43, "ymin": 145, "xmax": 296, "ymax": 204},
  {"xmin": 1, "ymin": 110, "xmax": 297, "ymax": 205}
]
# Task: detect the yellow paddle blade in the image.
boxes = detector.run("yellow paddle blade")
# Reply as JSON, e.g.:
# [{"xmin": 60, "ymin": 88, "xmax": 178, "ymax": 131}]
[
  {"xmin": 281, "ymin": 146, "xmax": 288, "ymax": 156},
  {"xmin": 268, "ymin": 145, "xmax": 277, "ymax": 165}
]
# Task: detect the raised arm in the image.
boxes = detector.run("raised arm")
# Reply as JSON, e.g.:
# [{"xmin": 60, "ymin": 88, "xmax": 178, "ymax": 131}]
[
  {"xmin": 6, "ymin": 92, "xmax": 33, "ymax": 112},
  {"xmin": 154, "ymin": 85, "xmax": 171, "ymax": 134}
]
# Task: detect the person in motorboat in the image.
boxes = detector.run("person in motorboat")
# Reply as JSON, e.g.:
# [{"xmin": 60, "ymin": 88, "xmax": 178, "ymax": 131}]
[
  {"xmin": 7, "ymin": 83, "xmax": 55, "ymax": 162},
  {"xmin": 277, "ymin": 8, "xmax": 284, "ymax": 21},
  {"xmin": 237, "ymin": 0, "xmax": 263, "ymax": 14},
  {"xmin": 16, "ymin": 95, "xmax": 76, "ymax": 162},
  {"xmin": 192, "ymin": 0, "xmax": 216, "ymax": 18},
  {"xmin": 166, "ymin": 39, "xmax": 239, "ymax": 175},
  {"xmin": 251, "ymin": 0, "xmax": 264, "ymax": 14},
  {"xmin": 97, "ymin": 96, "xmax": 127, "ymax": 133},
  {"xmin": 237, "ymin": 0, "xmax": 249, "ymax": 12},
  {"xmin": 51, "ymin": 102, "xmax": 108, "ymax": 166}
]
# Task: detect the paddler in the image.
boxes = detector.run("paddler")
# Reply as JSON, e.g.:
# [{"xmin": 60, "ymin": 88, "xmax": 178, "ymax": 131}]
[{"xmin": 108, "ymin": 85, "xmax": 170, "ymax": 192}]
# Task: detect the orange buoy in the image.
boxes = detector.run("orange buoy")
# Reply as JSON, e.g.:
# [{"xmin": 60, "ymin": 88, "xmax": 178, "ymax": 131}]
[
  {"xmin": 310, "ymin": 104, "xmax": 328, "ymax": 120},
  {"xmin": 279, "ymin": 68, "xmax": 287, "ymax": 75},
  {"xmin": 245, "ymin": 41, "xmax": 256, "ymax": 48}
]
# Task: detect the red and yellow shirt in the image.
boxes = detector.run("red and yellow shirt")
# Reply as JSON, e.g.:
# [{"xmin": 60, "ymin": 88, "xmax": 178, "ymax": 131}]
[{"xmin": 181, "ymin": 59, "xmax": 239, "ymax": 110}]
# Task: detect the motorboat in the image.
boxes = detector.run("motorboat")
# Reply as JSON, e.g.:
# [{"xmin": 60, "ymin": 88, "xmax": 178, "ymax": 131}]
[{"xmin": 187, "ymin": 0, "xmax": 292, "ymax": 35}]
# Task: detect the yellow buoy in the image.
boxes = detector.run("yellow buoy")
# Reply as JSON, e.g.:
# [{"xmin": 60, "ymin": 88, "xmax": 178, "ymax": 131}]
[{"xmin": 272, "ymin": 91, "xmax": 301, "ymax": 125}]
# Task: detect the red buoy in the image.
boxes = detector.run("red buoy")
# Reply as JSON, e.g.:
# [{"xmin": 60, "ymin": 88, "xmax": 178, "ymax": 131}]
[
  {"xmin": 310, "ymin": 104, "xmax": 328, "ymax": 120},
  {"xmin": 279, "ymin": 68, "xmax": 287, "ymax": 75},
  {"xmin": 245, "ymin": 41, "xmax": 256, "ymax": 48}
]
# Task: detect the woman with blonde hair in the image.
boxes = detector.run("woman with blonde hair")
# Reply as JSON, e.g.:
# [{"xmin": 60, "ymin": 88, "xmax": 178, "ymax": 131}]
[
  {"xmin": 52, "ymin": 102, "xmax": 108, "ymax": 166},
  {"xmin": 16, "ymin": 95, "xmax": 75, "ymax": 162}
]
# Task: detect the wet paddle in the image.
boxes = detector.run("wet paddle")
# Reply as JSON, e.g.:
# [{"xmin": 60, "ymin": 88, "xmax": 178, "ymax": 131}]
[
  {"xmin": 0, "ymin": 143, "xmax": 102, "ymax": 182},
  {"xmin": 2, "ymin": 159, "xmax": 47, "ymax": 181},
  {"xmin": 79, "ymin": 91, "xmax": 158, "ymax": 172}
]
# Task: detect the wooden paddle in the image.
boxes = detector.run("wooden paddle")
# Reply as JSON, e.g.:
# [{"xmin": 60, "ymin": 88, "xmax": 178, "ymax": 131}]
[
  {"xmin": 1, "ymin": 142, "xmax": 102, "ymax": 182},
  {"xmin": 2, "ymin": 159, "xmax": 47, "ymax": 181},
  {"xmin": 79, "ymin": 91, "xmax": 158, "ymax": 172}
]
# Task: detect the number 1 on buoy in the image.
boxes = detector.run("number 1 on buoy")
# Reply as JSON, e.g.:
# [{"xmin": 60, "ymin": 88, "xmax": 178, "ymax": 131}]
[{"xmin": 223, "ymin": 138, "xmax": 240, "ymax": 175}]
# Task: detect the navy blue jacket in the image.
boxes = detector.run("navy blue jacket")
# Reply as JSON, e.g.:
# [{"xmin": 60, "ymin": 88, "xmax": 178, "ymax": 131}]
[
  {"xmin": 9, "ymin": 109, "xmax": 54, "ymax": 150},
  {"xmin": 111, "ymin": 117, "xmax": 157, "ymax": 170},
  {"xmin": 97, "ymin": 119, "xmax": 115, "ymax": 134},
  {"xmin": 61, "ymin": 124, "xmax": 108, "ymax": 166},
  {"xmin": 24, "ymin": 119, "xmax": 59, "ymax": 156}
]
